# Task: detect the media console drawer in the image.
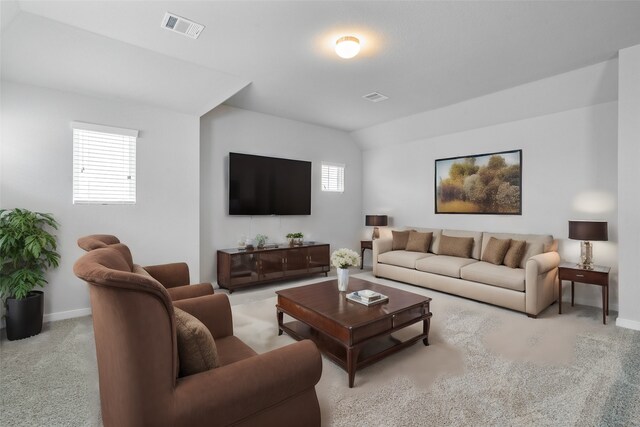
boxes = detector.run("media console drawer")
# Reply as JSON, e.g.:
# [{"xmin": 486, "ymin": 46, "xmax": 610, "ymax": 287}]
[{"xmin": 217, "ymin": 243, "xmax": 330, "ymax": 292}]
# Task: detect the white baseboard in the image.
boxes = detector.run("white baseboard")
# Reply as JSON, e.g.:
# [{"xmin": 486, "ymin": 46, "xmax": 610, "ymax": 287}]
[
  {"xmin": 1, "ymin": 307, "xmax": 92, "ymax": 330},
  {"xmin": 616, "ymin": 317, "xmax": 640, "ymax": 331},
  {"xmin": 43, "ymin": 308, "xmax": 92, "ymax": 323}
]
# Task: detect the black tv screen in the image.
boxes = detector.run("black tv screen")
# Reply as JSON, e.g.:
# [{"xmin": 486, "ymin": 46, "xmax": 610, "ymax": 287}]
[{"xmin": 228, "ymin": 152, "xmax": 312, "ymax": 215}]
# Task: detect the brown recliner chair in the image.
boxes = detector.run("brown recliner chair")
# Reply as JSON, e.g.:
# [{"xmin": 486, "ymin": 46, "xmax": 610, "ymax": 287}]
[
  {"xmin": 74, "ymin": 244, "xmax": 322, "ymax": 427},
  {"xmin": 77, "ymin": 234, "xmax": 213, "ymax": 301}
]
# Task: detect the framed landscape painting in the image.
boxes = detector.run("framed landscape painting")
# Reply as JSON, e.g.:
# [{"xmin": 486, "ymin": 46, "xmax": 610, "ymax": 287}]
[{"xmin": 435, "ymin": 149, "xmax": 522, "ymax": 215}]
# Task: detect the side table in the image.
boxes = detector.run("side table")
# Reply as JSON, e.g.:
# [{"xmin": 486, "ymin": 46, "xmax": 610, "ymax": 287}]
[
  {"xmin": 557, "ymin": 261, "xmax": 611, "ymax": 324},
  {"xmin": 360, "ymin": 240, "xmax": 372, "ymax": 269}
]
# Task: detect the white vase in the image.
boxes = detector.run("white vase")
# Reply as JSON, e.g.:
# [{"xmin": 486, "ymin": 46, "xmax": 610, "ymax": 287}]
[{"xmin": 337, "ymin": 268, "xmax": 349, "ymax": 292}]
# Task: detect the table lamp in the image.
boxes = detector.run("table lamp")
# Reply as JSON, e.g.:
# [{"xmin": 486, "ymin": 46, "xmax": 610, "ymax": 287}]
[
  {"xmin": 365, "ymin": 215, "xmax": 388, "ymax": 240},
  {"xmin": 568, "ymin": 220, "xmax": 608, "ymax": 270}
]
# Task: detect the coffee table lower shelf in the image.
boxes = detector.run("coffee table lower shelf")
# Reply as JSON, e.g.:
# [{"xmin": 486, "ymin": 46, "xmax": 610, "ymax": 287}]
[{"xmin": 278, "ymin": 317, "xmax": 429, "ymax": 387}]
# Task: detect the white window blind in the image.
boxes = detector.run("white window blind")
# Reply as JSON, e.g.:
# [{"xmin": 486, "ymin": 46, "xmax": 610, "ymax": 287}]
[
  {"xmin": 72, "ymin": 121, "xmax": 138, "ymax": 205},
  {"xmin": 321, "ymin": 162, "xmax": 345, "ymax": 192}
]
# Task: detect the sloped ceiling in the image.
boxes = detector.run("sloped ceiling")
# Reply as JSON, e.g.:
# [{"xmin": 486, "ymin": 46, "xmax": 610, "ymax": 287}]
[
  {"xmin": 1, "ymin": 7, "xmax": 250, "ymax": 116},
  {"xmin": 4, "ymin": 1, "xmax": 640, "ymax": 129}
]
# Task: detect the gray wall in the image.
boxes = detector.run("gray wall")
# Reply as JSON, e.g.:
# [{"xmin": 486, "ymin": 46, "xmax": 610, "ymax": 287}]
[
  {"xmin": 199, "ymin": 105, "xmax": 363, "ymax": 284},
  {"xmin": 357, "ymin": 63, "xmax": 619, "ymax": 311},
  {"xmin": 617, "ymin": 43, "xmax": 640, "ymax": 329},
  {"xmin": 1, "ymin": 81, "xmax": 201, "ymax": 320}
]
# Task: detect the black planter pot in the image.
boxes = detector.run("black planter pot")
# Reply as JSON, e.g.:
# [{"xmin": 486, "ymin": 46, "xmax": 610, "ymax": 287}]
[{"xmin": 6, "ymin": 291, "xmax": 44, "ymax": 341}]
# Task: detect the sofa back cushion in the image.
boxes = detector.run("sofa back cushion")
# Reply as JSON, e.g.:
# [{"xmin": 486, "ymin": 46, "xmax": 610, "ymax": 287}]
[
  {"xmin": 439, "ymin": 229, "xmax": 483, "ymax": 259},
  {"xmin": 405, "ymin": 231, "xmax": 433, "ymax": 253},
  {"xmin": 481, "ymin": 237, "xmax": 511, "ymax": 265},
  {"xmin": 481, "ymin": 232, "xmax": 554, "ymax": 268},
  {"xmin": 438, "ymin": 235, "xmax": 474, "ymax": 258}
]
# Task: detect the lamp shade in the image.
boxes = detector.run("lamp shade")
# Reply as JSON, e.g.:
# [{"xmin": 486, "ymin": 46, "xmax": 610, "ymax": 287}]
[
  {"xmin": 365, "ymin": 215, "xmax": 388, "ymax": 227},
  {"xmin": 568, "ymin": 221, "xmax": 608, "ymax": 241}
]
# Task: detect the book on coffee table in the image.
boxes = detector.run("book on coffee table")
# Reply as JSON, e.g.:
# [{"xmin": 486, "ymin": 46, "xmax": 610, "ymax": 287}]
[{"xmin": 346, "ymin": 290, "xmax": 388, "ymax": 306}]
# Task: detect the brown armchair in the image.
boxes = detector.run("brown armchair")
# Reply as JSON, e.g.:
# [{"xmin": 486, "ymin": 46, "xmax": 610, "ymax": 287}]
[
  {"xmin": 77, "ymin": 234, "xmax": 213, "ymax": 301},
  {"xmin": 74, "ymin": 244, "xmax": 322, "ymax": 427}
]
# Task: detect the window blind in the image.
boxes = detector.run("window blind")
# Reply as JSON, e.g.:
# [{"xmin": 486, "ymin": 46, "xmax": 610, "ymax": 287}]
[
  {"xmin": 321, "ymin": 162, "xmax": 345, "ymax": 192},
  {"xmin": 72, "ymin": 122, "xmax": 138, "ymax": 205}
]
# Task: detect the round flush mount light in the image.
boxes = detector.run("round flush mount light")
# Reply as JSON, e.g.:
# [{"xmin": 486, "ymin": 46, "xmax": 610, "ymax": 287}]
[{"xmin": 335, "ymin": 36, "xmax": 360, "ymax": 59}]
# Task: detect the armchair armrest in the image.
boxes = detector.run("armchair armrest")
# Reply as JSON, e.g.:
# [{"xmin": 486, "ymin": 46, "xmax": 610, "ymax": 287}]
[
  {"xmin": 173, "ymin": 294, "xmax": 233, "ymax": 339},
  {"xmin": 174, "ymin": 340, "xmax": 322, "ymax": 426},
  {"xmin": 144, "ymin": 262, "xmax": 190, "ymax": 288},
  {"xmin": 166, "ymin": 283, "xmax": 214, "ymax": 302}
]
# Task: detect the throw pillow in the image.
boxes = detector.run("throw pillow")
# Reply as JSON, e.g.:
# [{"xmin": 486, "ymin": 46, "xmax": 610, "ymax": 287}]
[
  {"xmin": 503, "ymin": 240, "xmax": 527, "ymax": 268},
  {"xmin": 481, "ymin": 237, "xmax": 512, "ymax": 265},
  {"xmin": 438, "ymin": 235, "xmax": 474, "ymax": 258},
  {"xmin": 174, "ymin": 307, "xmax": 219, "ymax": 376},
  {"xmin": 405, "ymin": 231, "xmax": 433, "ymax": 253},
  {"xmin": 392, "ymin": 230, "xmax": 412, "ymax": 250}
]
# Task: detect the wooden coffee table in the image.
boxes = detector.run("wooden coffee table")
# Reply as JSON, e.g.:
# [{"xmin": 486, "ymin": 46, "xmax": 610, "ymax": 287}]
[{"xmin": 276, "ymin": 278, "xmax": 432, "ymax": 387}]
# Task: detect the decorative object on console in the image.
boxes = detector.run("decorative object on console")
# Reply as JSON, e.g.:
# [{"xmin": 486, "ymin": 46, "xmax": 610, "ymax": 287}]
[
  {"xmin": 365, "ymin": 214, "xmax": 388, "ymax": 240},
  {"xmin": 435, "ymin": 149, "xmax": 522, "ymax": 215},
  {"xmin": 255, "ymin": 234, "xmax": 268, "ymax": 249},
  {"xmin": 286, "ymin": 232, "xmax": 304, "ymax": 246},
  {"xmin": 331, "ymin": 248, "xmax": 361, "ymax": 292},
  {"xmin": 568, "ymin": 220, "xmax": 608, "ymax": 270}
]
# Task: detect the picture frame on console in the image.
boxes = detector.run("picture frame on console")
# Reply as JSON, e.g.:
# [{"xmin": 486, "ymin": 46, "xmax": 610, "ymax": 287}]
[{"xmin": 435, "ymin": 149, "xmax": 522, "ymax": 215}]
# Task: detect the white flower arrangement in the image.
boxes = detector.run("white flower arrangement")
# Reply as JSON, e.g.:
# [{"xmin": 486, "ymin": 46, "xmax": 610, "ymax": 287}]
[{"xmin": 331, "ymin": 248, "xmax": 361, "ymax": 269}]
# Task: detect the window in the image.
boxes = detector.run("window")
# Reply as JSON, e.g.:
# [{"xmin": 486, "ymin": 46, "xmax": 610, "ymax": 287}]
[
  {"xmin": 72, "ymin": 121, "xmax": 138, "ymax": 205},
  {"xmin": 321, "ymin": 162, "xmax": 344, "ymax": 192}
]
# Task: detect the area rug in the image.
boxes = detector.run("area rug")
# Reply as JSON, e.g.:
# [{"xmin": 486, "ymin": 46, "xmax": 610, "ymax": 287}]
[
  {"xmin": 1, "ymin": 272, "xmax": 639, "ymax": 426},
  {"xmin": 232, "ymin": 273, "xmax": 640, "ymax": 427}
]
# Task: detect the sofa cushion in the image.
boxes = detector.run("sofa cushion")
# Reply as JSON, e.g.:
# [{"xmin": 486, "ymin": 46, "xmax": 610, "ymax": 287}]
[
  {"xmin": 503, "ymin": 240, "xmax": 526, "ymax": 268},
  {"xmin": 392, "ymin": 230, "xmax": 412, "ymax": 250},
  {"xmin": 481, "ymin": 237, "xmax": 511, "ymax": 265},
  {"xmin": 481, "ymin": 232, "xmax": 553, "ymax": 268},
  {"xmin": 438, "ymin": 235, "xmax": 474, "ymax": 259},
  {"xmin": 440, "ymin": 229, "xmax": 483, "ymax": 259},
  {"xmin": 174, "ymin": 307, "xmax": 220, "ymax": 376},
  {"xmin": 415, "ymin": 255, "xmax": 477, "ymax": 278},
  {"xmin": 460, "ymin": 262, "xmax": 526, "ymax": 292},
  {"xmin": 378, "ymin": 250, "xmax": 433, "ymax": 269},
  {"xmin": 405, "ymin": 231, "xmax": 433, "ymax": 253},
  {"xmin": 407, "ymin": 227, "xmax": 442, "ymax": 253}
]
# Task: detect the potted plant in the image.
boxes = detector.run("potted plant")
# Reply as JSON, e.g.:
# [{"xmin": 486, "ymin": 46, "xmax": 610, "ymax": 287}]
[
  {"xmin": 286, "ymin": 232, "xmax": 304, "ymax": 246},
  {"xmin": 330, "ymin": 248, "xmax": 360, "ymax": 292},
  {"xmin": 255, "ymin": 234, "xmax": 268, "ymax": 249},
  {"xmin": 0, "ymin": 208, "xmax": 60, "ymax": 340}
]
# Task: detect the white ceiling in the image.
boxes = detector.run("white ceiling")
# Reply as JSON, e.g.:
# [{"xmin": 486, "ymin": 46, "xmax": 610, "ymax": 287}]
[{"xmin": 4, "ymin": 1, "xmax": 640, "ymax": 131}]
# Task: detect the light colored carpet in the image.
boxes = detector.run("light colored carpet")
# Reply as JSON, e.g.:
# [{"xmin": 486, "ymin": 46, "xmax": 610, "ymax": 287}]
[{"xmin": 2, "ymin": 271, "xmax": 639, "ymax": 426}]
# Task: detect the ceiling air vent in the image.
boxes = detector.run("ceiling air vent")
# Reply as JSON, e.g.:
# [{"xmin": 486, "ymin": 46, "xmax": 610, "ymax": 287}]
[
  {"xmin": 362, "ymin": 92, "xmax": 389, "ymax": 103},
  {"xmin": 161, "ymin": 12, "xmax": 205, "ymax": 39}
]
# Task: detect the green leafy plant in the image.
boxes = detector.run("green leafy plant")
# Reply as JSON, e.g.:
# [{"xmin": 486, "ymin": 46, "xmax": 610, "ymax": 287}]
[
  {"xmin": 286, "ymin": 232, "xmax": 304, "ymax": 239},
  {"xmin": 255, "ymin": 234, "xmax": 268, "ymax": 247},
  {"xmin": 0, "ymin": 209, "xmax": 60, "ymax": 301}
]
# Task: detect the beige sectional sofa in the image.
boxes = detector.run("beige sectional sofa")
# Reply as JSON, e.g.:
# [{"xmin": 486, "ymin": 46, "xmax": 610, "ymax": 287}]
[{"xmin": 373, "ymin": 227, "xmax": 560, "ymax": 317}]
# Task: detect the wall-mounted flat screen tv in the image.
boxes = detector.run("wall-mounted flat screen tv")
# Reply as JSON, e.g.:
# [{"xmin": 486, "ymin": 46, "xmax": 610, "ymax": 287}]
[{"xmin": 228, "ymin": 152, "xmax": 312, "ymax": 215}]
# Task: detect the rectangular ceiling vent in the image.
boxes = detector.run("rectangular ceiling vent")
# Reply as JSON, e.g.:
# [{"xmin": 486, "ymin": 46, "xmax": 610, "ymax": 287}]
[
  {"xmin": 162, "ymin": 12, "xmax": 204, "ymax": 39},
  {"xmin": 362, "ymin": 92, "xmax": 389, "ymax": 103}
]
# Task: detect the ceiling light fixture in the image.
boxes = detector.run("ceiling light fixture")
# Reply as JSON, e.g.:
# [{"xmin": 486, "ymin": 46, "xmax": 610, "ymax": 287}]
[{"xmin": 335, "ymin": 36, "xmax": 360, "ymax": 59}]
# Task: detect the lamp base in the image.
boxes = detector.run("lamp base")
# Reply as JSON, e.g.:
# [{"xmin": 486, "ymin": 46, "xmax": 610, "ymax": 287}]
[
  {"xmin": 579, "ymin": 241, "xmax": 594, "ymax": 270},
  {"xmin": 371, "ymin": 227, "xmax": 380, "ymax": 240}
]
